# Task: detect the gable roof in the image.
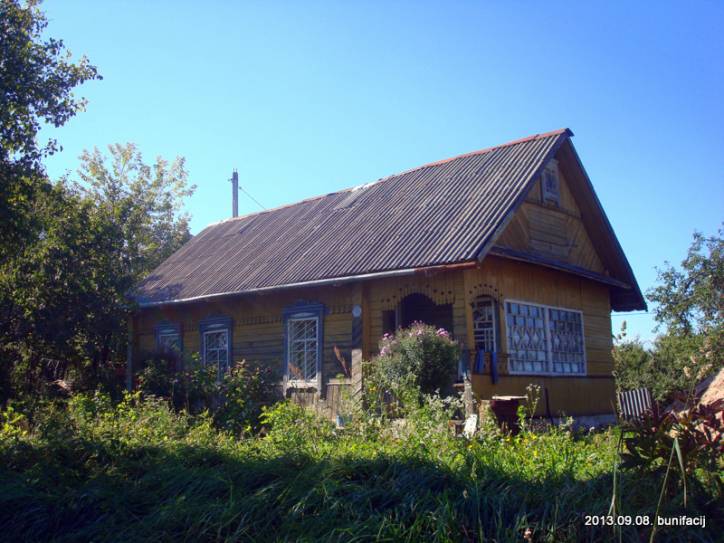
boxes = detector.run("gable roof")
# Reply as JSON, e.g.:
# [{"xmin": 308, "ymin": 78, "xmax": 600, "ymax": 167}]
[{"xmin": 135, "ymin": 129, "xmax": 646, "ymax": 311}]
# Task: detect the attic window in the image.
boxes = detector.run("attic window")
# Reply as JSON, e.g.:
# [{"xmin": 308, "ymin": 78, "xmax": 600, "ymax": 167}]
[{"xmin": 541, "ymin": 159, "xmax": 560, "ymax": 207}]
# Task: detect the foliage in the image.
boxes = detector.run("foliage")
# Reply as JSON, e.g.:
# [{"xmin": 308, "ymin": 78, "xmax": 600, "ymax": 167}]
[
  {"xmin": 259, "ymin": 401, "xmax": 335, "ymax": 454},
  {"xmin": 620, "ymin": 400, "xmax": 724, "ymax": 503},
  {"xmin": 137, "ymin": 356, "xmax": 279, "ymax": 435},
  {"xmin": 74, "ymin": 143, "xmax": 195, "ymax": 283},
  {"xmin": 0, "ymin": 146, "xmax": 194, "ymax": 402},
  {"xmin": 0, "ymin": 393, "xmax": 719, "ymax": 542},
  {"xmin": 0, "ymin": 184, "xmax": 122, "ymax": 399},
  {"xmin": 614, "ymin": 227, "xmax": 722, "ymax": 401},
  {"xmin": 648, "ymin": 226, "xmax": 723, "ymax": 338},
  {"xmin": 365, "ymin": 322, "xmax": 460, "ymax": 407},
  {"xmin": 0, "ymin": 2, "xmax": 194, "ymax": 403},
  {"xmin": 214, "ymin": 359, "xmax": 280, "ymax": 434},
  {"xmin": 613, "ymin": 323, "xmax": 705, "ymax": 401},
  {"xmin": 0, "ymin": 404, "xmax": 28, "ymax": 441},
  {"xmin": 0, "ymin": 0, "xmax": 100, "ymax": 255},
  {"xmin": 136, "ymin": 355, "xmax": 178, "ymax": 398}
]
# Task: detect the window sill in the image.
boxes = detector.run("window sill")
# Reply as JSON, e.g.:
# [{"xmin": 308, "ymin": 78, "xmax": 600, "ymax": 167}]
[
  {"xmin": 506, "ymin": 371, "xmax": 587, "ymax": 378},
  {"xmin": 285, "ymin": 380, "xmax": 318, "ymax": 389}
]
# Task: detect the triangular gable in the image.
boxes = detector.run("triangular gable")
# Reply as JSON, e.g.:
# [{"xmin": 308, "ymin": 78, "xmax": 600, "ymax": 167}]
[{"xmin": 476, "ymin": 136, "xmax": 646, "ymax": 311}]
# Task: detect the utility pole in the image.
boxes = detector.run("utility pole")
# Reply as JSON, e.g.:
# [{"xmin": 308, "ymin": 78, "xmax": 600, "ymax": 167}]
[{"xmin": 231, "ymin": 170, "xmax": 239, "ymax": 218}]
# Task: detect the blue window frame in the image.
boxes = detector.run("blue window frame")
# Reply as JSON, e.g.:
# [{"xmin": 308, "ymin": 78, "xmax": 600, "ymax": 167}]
[
  {"xmin": 155, "ymin": 321, "xmax": 182, "ymax": 354},
  {"xmin": 283, "ymin": 302, "xmax": 325, "ymax": 386},
  {"xmin": 199, "ymin": 316, "xmax": 233, "ymax": 376}
]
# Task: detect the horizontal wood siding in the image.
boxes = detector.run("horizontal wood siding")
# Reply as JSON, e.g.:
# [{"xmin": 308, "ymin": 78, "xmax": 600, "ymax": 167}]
[
  {"xmin": 464, "ymin": 256, "xmax": 615, "ymax": 415},
  {"xmin": 135, "ymin": 286, "xmax": 355, "ymax": 389},
  {"xmin": 471, "ymin": 374, "xmax": 616, "ymax": 416},
  {"xmin": 496, "ymin": 161, "xmax": 605, "ymax": 274},
  {"xmin": 135, "ymin": 255, "xmax": 615, "ymax": 415},
  {"xmin": 366, "ymin": 271, "xmax": 468, "ymax": 356}
]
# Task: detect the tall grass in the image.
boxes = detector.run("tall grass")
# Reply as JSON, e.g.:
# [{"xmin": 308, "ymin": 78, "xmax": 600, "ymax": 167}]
[{"xmin": 0, "ymin": 393, "xmax": 718, "ymax": 542}]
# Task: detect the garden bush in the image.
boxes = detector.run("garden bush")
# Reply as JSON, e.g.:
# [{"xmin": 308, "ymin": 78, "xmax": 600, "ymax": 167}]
[
  {"xmin": 364, "ymin": 322, "xmax": 460, "ymax": 410},
  {"xmin": 137, "ymin": 354, "xmax": 279, "ymax": 434}
]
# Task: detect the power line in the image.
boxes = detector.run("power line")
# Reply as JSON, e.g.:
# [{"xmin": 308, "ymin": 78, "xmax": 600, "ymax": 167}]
[{"xmin": 239, "ymin": 185, "xmax": 266, "ymax": 210}]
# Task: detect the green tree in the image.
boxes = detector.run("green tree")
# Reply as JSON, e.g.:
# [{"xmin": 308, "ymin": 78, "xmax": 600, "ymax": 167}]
[
  {"xmin": 612, "ymin": 323, "xmax": 702, "ymax": 401},
  {"xmin": 0, "ymin": 146, "xmax": 194, "ymax": 401},
  {"xmin": 74, "ymin": 143, "xmax": 195, "ymax": 282},
  {"xmin": 648, "ymin": 226, "xmax": 722, "ymax": 375},
  {"xmin": 648, "ymin": 227, "xmax": 722, "ymax": 335},
  {"xmin": 614, "ymin": 227, "xmax": 722, "ymax": 401},
  {"xmin": 0, "ymin": 0, "xmax": 100, "ymax": 256}
]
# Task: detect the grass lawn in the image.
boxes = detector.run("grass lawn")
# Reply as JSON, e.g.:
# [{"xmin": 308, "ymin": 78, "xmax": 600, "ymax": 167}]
[{"xmin": 0, "ymin": 393, "xmax": 719, "ymax": 542}]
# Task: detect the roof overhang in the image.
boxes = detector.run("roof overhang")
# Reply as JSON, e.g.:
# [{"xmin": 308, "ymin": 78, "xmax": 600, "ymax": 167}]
[{"xmin": 135, "ymin": 261, "xmax": 478, "ymax": 308}]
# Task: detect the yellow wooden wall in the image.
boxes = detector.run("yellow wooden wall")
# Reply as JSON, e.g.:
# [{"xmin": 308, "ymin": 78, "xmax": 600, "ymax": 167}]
[
  {"xmin": 135, "ymin": 256, "xmax": 615, "ymax": 415},
  {"xmin": 496, "ymin": 160, "xmax": 605, "ymax": 274},
  {"xmin": 463, "ymin": 256, "xmax": 615, "ymax": 415},
  {"xmin": 135, "ymin": 285, "xmax": 356, "ymax": 385},
  {"xmin": 360, "ymin": 257, "xmax": 614, "ymax": 415}
]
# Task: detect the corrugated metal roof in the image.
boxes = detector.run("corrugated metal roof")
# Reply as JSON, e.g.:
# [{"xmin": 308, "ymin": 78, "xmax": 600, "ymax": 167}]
[{"xmin": 135, "ymin": 129, "xmax": 571, "ymax": 305}]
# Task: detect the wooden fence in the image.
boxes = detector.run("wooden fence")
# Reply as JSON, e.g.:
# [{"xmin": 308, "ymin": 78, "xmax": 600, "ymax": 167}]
[{"xmin": 617, "ymin": 387, "xmax": 655, "ymax": 421}]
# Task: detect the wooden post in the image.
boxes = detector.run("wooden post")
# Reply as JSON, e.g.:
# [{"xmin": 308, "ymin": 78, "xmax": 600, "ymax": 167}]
[
  {"xmin": 351, "ymin": 348, "xmax": 363, "ymax": 402},
  {"xmin": 463, "ymin": 374, "xmax": 474, "ymax": 418}
]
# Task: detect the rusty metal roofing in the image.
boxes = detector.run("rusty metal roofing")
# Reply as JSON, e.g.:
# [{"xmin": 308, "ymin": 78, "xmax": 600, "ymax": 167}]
[{"xmin": 136, "ymin": 128, "xmax": 633, "ymax": 307}]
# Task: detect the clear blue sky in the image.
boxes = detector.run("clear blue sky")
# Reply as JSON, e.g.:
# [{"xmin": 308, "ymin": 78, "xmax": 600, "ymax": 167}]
[{"xmin": 41, "ymin": 1, "xmax": 723, "ymax": 342}]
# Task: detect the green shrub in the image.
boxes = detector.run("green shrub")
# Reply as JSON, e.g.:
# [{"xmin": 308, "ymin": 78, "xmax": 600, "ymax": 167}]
[
  {"xmin": 364, "ymin": 323, "xmax": 460, "ymax": 412},
  {"xmin": 137, "ymin": 355, "xmax": 176, "ymax": 398},
  {"xmin": 259, "ymin": 400, "xmax": 334, "ymax": 454},
  {"xmin": 214, "ymin": 360, "xmax": 279, "ymax": 434},
  {"xmin": 137, "ymin": 355, "xmax": 278, "ymax": 434},
  {"xmin": 0, "ymin": 404, "xmax": 28, "ymax": 441}
]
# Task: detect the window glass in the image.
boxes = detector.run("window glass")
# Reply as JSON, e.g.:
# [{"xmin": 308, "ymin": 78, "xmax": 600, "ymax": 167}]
[
  {"xmin": 549, "ymin": 309, "xmax": 585, "ymax": 374},
  {"xmin": 472, "ymin": 297, "xmax": 497, "ymax": 353},
  {"xmin": 505, "ymin": 301, "xmax": 585, "ymax": 375},
  {"xmin": 158, "ymin": 332, "xmax": 181, "ymax": 353},
  {"xmin": 287, "ymin": 317, "xmax": 318, "ymax": 381},
  {"xmin": 204, "ymin": 330, "xmax": 229, "ymax": 373}
]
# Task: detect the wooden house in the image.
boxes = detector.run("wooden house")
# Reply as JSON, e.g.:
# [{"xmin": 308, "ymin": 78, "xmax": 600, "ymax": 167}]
[{"xmin": 131, "ymin": 129, "xmax": 646, "ymax": 420}]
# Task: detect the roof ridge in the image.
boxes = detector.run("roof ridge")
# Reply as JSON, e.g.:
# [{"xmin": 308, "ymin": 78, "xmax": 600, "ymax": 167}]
[
  {"xmin": 390, "ymin": 128, "xmax": 573, "ymax": 178},
  {"xmin": 209, "ymin": 128, "xmax": 572, "ymax": 227}
]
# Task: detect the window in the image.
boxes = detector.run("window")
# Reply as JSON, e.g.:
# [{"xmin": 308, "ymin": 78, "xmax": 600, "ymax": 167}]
[
  {"xmin": 158, "ymin": 331, "xmax": 181, "ymax": 353},
  {"xmin": 203, "ymin": 330, "xmax": 229, "ymax": 372},
  {"xmin": 287, "ymin": 317, "xmax": 318, "ymax": 381},
  {"xmin": 283, "ymin": 302, "xmax": 325, "ymax": 385},
  {"xmin": 199, "ymin": 316, "xmax": 232, "ymax": 376},
  {"xmin": 505, "ymin": 301, "xmax": 585, "ymax": 375},
  {"xmin": 155, "ymin": 322, "xmax": 182, "ymax": 354},
  {"xmin": 471, "ymin": 296, "xmax": 499, "ymax": 375},
  {"xmin": 472, "ymin": 296, "xmax": 497, "ymax": 353},
  {"xmin": 541, "ymin": 160, "xmax": 560, "ymax": 206}
]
